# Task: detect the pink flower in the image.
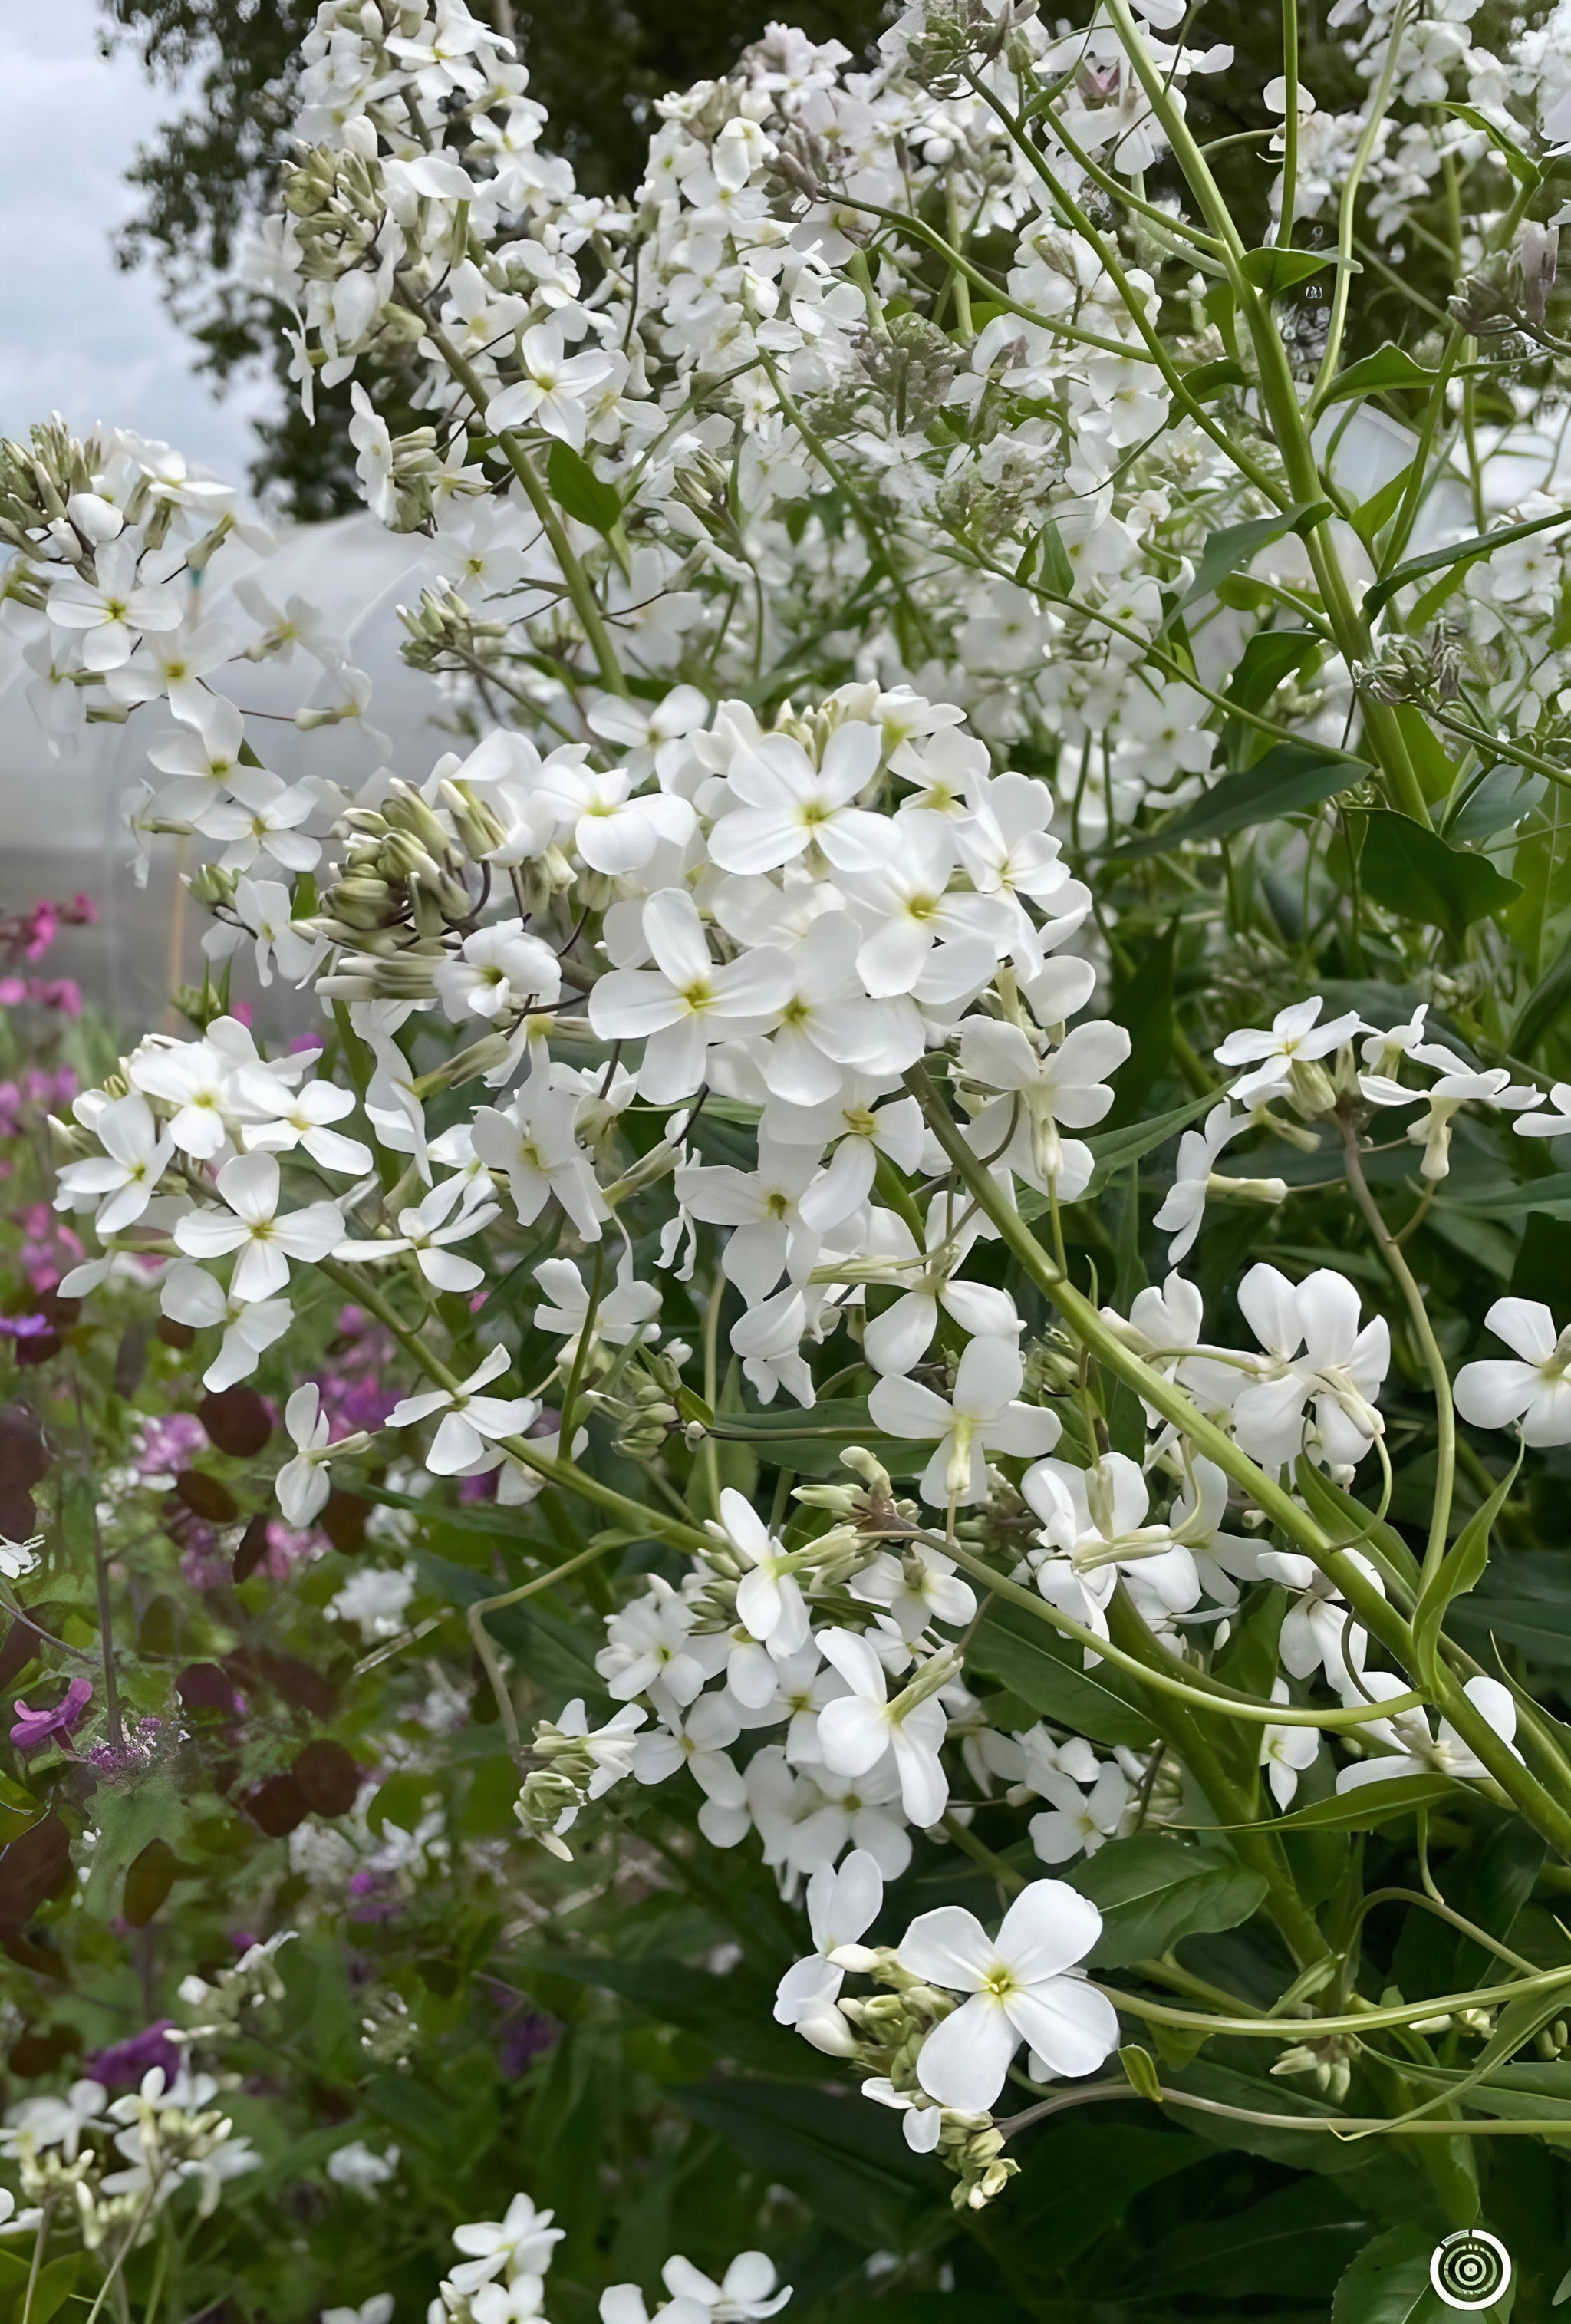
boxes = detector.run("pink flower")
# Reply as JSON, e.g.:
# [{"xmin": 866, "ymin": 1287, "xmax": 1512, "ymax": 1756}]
[{"xmin": 12, "ymin": 1677, "xmax": 93, "ymax": 1751}]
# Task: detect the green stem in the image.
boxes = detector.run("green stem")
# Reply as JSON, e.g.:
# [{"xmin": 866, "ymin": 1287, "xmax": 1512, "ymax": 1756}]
[
  {"xmin": 425, "ymin": 325, "xmax": 627, "ymax": 696},
  {"xmin": 320, "ymin": 1258, "xmax": 710, "ymax": 1554},
  {"xmin": 1339, "ymin": 1120, "xmax": 1454, "ymax": 1586}
]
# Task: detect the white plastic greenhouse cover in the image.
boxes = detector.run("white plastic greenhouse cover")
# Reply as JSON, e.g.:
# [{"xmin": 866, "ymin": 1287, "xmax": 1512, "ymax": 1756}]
[
  {"xmin": 0, "ymin": 410, "xmax": 1561, "ymax": 1031},
  {"xmin": 0, "ymin": 513, "xmax": 448, "ymax": 1030}
]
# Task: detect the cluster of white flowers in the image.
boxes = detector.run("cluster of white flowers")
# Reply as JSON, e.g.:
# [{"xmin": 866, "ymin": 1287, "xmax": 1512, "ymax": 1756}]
[
  {"xmin": 0, "ymin": 2066, "xmax": 259, "ymax": 2246},
  {"xmin": 17, "ymin": 0, "xmax": 1571, "ymax": 2229},
  {"xmin": 417, "ymin": 2190, "xmax": 789, "ymax": 2324}
]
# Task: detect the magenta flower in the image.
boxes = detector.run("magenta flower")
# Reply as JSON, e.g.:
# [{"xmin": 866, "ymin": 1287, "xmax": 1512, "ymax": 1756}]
[{"xmin": 12, "ymin": 1676, "xmax": 93, "ymax": 1752}]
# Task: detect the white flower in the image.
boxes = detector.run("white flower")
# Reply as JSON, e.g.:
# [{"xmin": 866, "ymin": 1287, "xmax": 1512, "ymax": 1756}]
[
  {"xmin": 450, "ymin": 2192, "xmax": 565, "ymax": 2297},
  {"xmin": 0, "ymin": 1537, "xmax": 41, "ymax": 1581},
  {"xmin": 323, "ymin": 2300, "xmax": 394, "ymax": 2324},
  {"xmin": 958, "ymin": 1017, "xmax": 1131, "ymax": 1192},
  {"xmin": 57, "ymin": 1093, "xmax": 175, "ymax": 1235},
  {"xmin": 324, "ymin": 2140, "xmax": 400, "ymax": 2195},
  {"xmin": 486, "ymin": 324, "xmax": 616, "ymax": 448},
  {"xmin": 589, "ymin": 889, "xmax": 793, "ymax": 1103},
  {"xmin": 473, "ymin": 1078, "xmax": 608, "ymax": 1243},
  {"xmin": 848, "ymin": 1543, "xmax": 976, "ymax": 1640},
  {"xmin": 710, "ymin": 1486, "xmax": 812, "ymax": 1650},
  {"xmin": 532, "ymin": 1255, "xmax": 660, "ymax": 1354},
  {"xmin": 634, "ymin": 1696, "xmax": 749, "ymax": 1844},
  {"xmin": 127, "ymin": 1038, "xmax": 235, "ymax": 1160},
  {"xmin": 235, "ymin": 1067, "xmax": 371, "ymax": 1176},
  {"xmin": 1455, "ymin": 1297, "xmax": 1571, "ymax": 1445},
  {"xmin": 173, "ymin": 1152, "xmax": 345, "ymax": 1303},
  {"xmin": 326, "ymin": 1566, "xmax": 416, "ymax": 1638},
  {"xmin": 435, "ymin": 921, "xmax": 563, "ymax": 1023},
  {"xmin": 159, "ymin": 1262, "xmax": 292, "ymax": 1392},
  {"xmin": 1152, "ymin": 1101, "xmax": 1284, "ymax": 1264},
  {"xmin": 45, "ymin": 540, "xmax": 182, "ymax": 670},
  {"xmin": 1260, "ymin": 1680, "xmax": 1321, "ymax": 1810},
  {"xmin": 1214, "ymin": 997, "xmax": 1360, "ymax": 1106},
  {"xmin": 337, "ymin": 1181, "xmax": 500, "ymax": 1295},
  {"xmin": 0, "ymin": 2081, "xmax": 107, "ymax": 2162},
  {"xmin": 199, "ymin": 770, "xmax": 321, "ymax": 875},
  {"xmin": 869, "ymin": 1337, "xmax": 1060, "ymax": 1508},
  {"xmin": 1230, "ymin": 1264, "xmax": 1389, "ymax": 1473},
  {"xmin": 708, "ymin": 722, "xmax": 887, "ymax": 875},
  {"xmin": 278, "ymin": 1383, "xmax": 367, "ymax": 1528},
  {"xmin": 1023, "ymin": 1452, "xmax": 1200, "ymax": 1642},
  {"xmin": 1335, "ymin": 1673, "xmax": 1520, "ymax": 1792},
  {"xmin": 387, "ymin": 1345, "xmax": 538, "ymax": 1475},
  {"xmin": 597, "ymin": 1579, "xmax": 720, "ymax": 1709},
  {"xmin": 773, "ymin": 1847, "xmax": 883, "ymax": 2029},
  {"xmin": 1028, "ymin": 1762, "xmax": 1131, "ymax": 1863},
  {"xmin": 897, "ymin": 1881, "xmax": 1117, "ymax": 2111},
  {"xmin": 815, "ymin": 1627, "xmax": 950, "ymax": 1828}
]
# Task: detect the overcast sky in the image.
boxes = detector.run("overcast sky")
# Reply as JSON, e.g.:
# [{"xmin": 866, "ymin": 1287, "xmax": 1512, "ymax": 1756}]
[{"xmin": 0, "ymin": 0, "xmax": 269, "ymax": 489}]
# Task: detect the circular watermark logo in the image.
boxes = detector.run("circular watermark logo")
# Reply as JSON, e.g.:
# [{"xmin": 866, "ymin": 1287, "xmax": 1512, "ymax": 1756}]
[{"xmin": 1430, "ymin": 2230, "xmax": 1512, "ymax": 2311}]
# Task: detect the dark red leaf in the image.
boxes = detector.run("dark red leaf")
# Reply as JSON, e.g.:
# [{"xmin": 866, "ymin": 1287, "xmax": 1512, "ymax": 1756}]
[
  {"xmin": 0, "ymin": 1815, "xmax": 71, "ymax": 1930},
  {"xmin": 291, "ymin": 1740, "xmax": 360, "ymax": 1818},
  {"xmin": 112, "ymin": 1324, "xmax": 148, "ymax": 1399},
  {"xmin": 199, "ymin": 1387, "xmax": 272, "ymax": 1459},
  {"xmin": 123, "ymin": 1839, "xmax": 179, "ymax": 1927},
  {"xmin": 0, "ymin": 1403, "xmax": 49, "ymax": 1540},
  {"xmin": 155, "ymin": 1317, "xmax": 196, "ymax": 1351},
  {"xmin": 320, "ymin": 1488, "xmax": 369, "ymax": 1553},
  {"xmin": 177, "ymin": 1663, "xmax": 242, "ymax": 1720},
  {"xmin": 7, "ymin": 2023, "xmax": 81, "ymax": 2077},
  {"xmin": 175, "ymin": 1470, "xmax": 240, "ymax": 1524},
  {"xmin": 232, "ymin": 1515, "xmax": 271, "ymax": 1584},
  {"xmin": 245, "ymin": 1775, "xmax": 309, "ymax": 1838}
]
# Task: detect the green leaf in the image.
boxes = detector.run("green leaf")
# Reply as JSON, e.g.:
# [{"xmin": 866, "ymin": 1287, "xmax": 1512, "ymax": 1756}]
[
  {"xmin": 1003, "ymin": 2118, "xmax": 1193, "ymax": 2259},
  {"xmin": 1364, "ymin": 504, "xmax": 1571, "ymax": 617},
  {"xmin": 1019, "ymin": 513, "xmax": 1075, "ymax": 596},
  {"xmin": 1104, "ymin": 921, "xmax": 1175, "ymax": 1127},
  {"xmin": 1293, "ymin": 1459, "xmax": 1421, "ymax": 1587},
  {"xmin": 1177, "ymin": 499, "xmax": 1333, "ymax": 614},
  {"xmin": 1412, "ymin": 1450, "xmax": 1520, "ymax": 1683},
  {"xmin": 1115, "ymin": 740, "xmax": 1367, "ymax": 859},
  {"xmin": 703, "ymin": 1398, "xmax": 926, "ymax": 1480},
  {"xmin": 516, "ymin": 1953, "xmax": 815, "ymax": 2078},
  {"xmin": 14, "ymin": 2255, "xmax": 81, "ymax": 2324},
  {"xmin": 1140, "ymin": 2177, "xmax": 1372, "ymax": 2300},
  {"xmin": 1180, "ymin": 355, "xmax": 1250, "ymax": 401},
  {"xmin": 1443, "ymin": 101, "xmax": 1542, "ymax": 187},
  {"xmin": 1331, "ymin": 2223, "xmax": 1443, "ymax": 2323},
  {"xmin": 1511, "ymin": 930, "xmax": 1571, "ymax": 1057},
  {"xmin": 1356, "ymin": 810, "xmax": 1522, "ymax": 943},
  {"xmin": 672, "ymin": 2080, "xmax": 941, "ymax": 2250},
  {"xmin": 1319, "ymin": 342, "xmax": 1441, "ymax": 408},
  {"xmin": 1240, "ymin": 246, "xmax": 1335, "ymax": 297},
  {"xmin": 1072, "ymin": 1088, "xmax": 1219, "ymax": 1202},
  {"xmin": 1224, "ymin": 625, "xmax": 1322, "ymax": 718},
  {"xmin": 968, "ymin": 1602, "xmax": 1158, "ymax": 1749},
  {"xmin": 1224, "ymin": 1772, "xmax": 1460, "ymax": 1834},
  {"xmin": 1064, "ymin": 1835, "xmax": 1267, "ymax": 1966},
  {"xmin": 545, "ymin": 438, "xmax": 621, "ymax": 535}
]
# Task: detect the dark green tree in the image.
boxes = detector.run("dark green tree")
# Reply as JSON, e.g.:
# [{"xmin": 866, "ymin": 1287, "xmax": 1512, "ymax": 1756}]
[{"xmin": 100, "ymin": 0, "xmax": 894, "ymax": 513}]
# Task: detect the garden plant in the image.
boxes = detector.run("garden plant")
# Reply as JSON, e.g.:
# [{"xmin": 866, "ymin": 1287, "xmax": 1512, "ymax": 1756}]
[{"xmin": 8, "ymin": 0, "xmax": 1571, "ymax": 2315}]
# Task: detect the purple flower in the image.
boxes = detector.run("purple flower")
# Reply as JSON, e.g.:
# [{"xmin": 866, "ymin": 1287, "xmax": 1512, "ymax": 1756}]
[
  {"xmin": 12, "ymin": 1676, "xmax": 92, "ymax": 1751},
  {"xmin": 498, "ymin": 2009, "xmax": 560, "ymax": 2076},
  {"xmin": 87, "ymin": 2020, "xmax": 180, "ymax": 2089},
  {"xmin": 134, "ymin": 1412, "xmax": 207, "ymax": 1484},
  {"xmin": 0, "ymin": 1315, "xmax": 52, "ymax": 1340}
]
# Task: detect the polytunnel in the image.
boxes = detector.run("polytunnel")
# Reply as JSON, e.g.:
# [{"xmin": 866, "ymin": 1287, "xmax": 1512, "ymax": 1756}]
[{"xmin": 0, "ymin": 510, "xmax": 449, "ymax": 1032}]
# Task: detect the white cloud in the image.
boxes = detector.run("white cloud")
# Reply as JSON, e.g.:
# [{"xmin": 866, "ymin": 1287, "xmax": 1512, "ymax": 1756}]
[{"xmin": 0, "ymin": 0, "xmax": 272, "ymax": 491}]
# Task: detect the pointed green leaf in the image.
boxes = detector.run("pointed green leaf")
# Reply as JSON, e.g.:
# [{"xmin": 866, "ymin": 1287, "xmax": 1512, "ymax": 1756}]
[
  {"xmin": 545, "ymin": 438, "xmax": 621, "ymax": 535},
  {"xmin": 1177, "ymin": 499, "xmax": 1333, "ymax": 614},
  {"xmin": 1240, "ymin": 246, "xmax": 1335, "ymax": 297},
  {"xmin": 1355, "ymin": 809, "xmax": 1522, "ymax": 943},
  {"xmin": 1319, "ymin": 342, "xmax": 1441, "ymax": 408},
  {"xmin": 1115, "ymin": 740, "xmax": 1367, "ymax": 859},
  {"xmin": 1364, "ymin": 504, "xmax": 1571, "ymax": 617}
]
